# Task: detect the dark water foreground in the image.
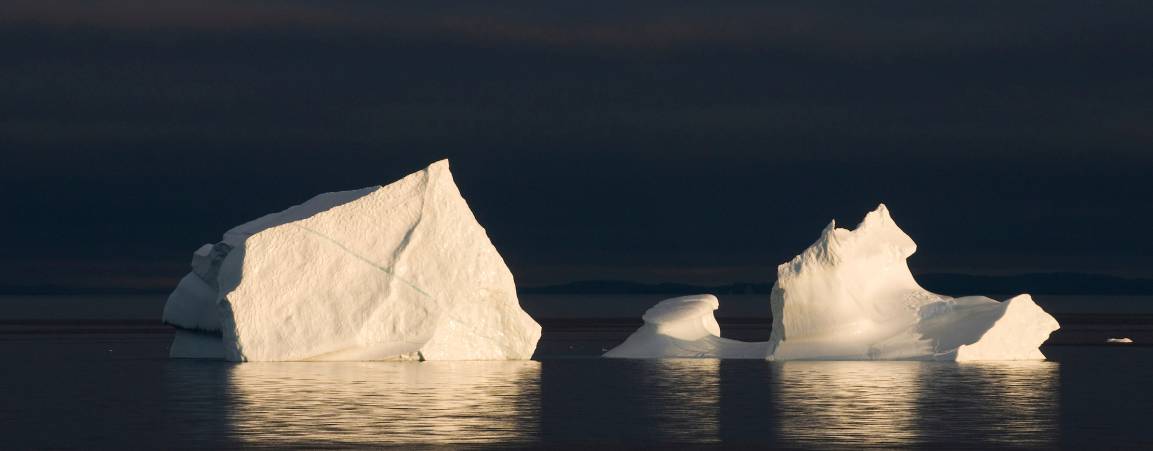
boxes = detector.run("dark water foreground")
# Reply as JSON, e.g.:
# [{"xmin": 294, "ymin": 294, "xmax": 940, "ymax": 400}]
[{"xmin": 1, "ymin": 331, "xmax": 1151, "ymax": 449}]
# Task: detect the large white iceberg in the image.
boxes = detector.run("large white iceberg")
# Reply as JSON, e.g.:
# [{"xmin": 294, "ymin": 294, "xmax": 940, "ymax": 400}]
[
  {"xmin": 162, "ymin": 160, "xmax": 541, "ymax": 361},
  {"xmin": 605, "ymin": 204, "xmax": 1060, "ymax": 361}
]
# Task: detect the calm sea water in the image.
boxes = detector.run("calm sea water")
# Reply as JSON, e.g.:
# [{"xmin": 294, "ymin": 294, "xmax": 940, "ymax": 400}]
[
  {"xmin": 1, "ymin": 295, "xmax": 1152, "ymax": 448},
  {"xmin": 0, "ymin": 334, "xmax": 1150, "ymax": 448}
]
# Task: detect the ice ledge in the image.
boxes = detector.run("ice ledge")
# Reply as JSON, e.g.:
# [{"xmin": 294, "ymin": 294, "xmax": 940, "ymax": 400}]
[{"xmin": 954, "ymin": 295, "xmax": 1060, "ymax": 361}]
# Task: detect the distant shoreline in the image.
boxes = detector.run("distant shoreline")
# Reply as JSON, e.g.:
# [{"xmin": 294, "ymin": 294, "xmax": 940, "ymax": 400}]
[
  {"xmin": 3, "ymin": 272, "xmax": 1153, "ymax": 296},
  {"xmin": 520, "ymin": 273, "xmax": 1153, "ymax": 296}
]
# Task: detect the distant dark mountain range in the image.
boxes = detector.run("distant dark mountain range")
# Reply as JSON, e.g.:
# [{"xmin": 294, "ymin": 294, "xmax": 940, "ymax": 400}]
[
  {"xmin": 916, "ymin": 273, "xmax": 1153, "ymax": 296},
  {"xmin": 3, "ymin": 272, "xmax": 1152, "ymax": 296},
  {"xmin": 0, "ymin": 284, "xmax": 173, "ymax": 295},
  {"xmin": 520, "ymin": 273, "xmax": 1153, "ymax": 296},
  {"xmin": 520, "ymin": 280, "xmax": 774, "ymax": 295}
]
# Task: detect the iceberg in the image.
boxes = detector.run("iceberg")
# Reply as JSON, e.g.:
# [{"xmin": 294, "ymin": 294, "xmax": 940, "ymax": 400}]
[
  {"xmin": 604, "ymin": 204, "xmax": 1060, "ymax": 361},
  {"xmin": 162, "ymin": 160, "xmax": 541, "ymax": 361},
  {"xmin": 603, "ymin": 295, "xmax": 768, "ymax": 359},
  {"xmin": 768, "ymin": 204, "xmax": 1060, "ymax": 361}
]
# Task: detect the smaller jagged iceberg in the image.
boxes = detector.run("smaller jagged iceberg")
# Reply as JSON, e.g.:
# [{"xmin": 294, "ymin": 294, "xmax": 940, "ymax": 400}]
[
  {"xmin": 163, "ymin": 160, "xmax": 541, "ymax": 362},
  {"xmin": 605, "ymin": 205, "xmax": 1060, "ymax": 361}
]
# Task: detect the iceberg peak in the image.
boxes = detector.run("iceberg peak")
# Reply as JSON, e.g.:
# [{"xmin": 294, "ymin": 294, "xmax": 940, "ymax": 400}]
[{"xmin": 788, "ymin": 204, "xmax": 915, "ymax": 271}]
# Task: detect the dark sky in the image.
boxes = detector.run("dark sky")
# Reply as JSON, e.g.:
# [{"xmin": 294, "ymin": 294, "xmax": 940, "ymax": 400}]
[{"xmin": 2, "ymin": 1, "xmax": 1152, "ymax": 289}]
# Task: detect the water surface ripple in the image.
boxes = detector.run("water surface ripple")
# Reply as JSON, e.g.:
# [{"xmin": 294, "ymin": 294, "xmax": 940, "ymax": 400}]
[{"xmin": 3, "ymin": 336, "xmax": 1152, "ymax": 448}]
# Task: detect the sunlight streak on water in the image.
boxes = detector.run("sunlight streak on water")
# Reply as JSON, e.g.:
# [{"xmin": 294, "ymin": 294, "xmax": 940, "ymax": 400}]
[
  {"xmin": 643, "ymin": 359, "xmax": 722, "ymax": 443},
  {"xmin": 152, "ymin": 358, "xmax": 1065, "ymax": 447},
  {"xmin": 917, "ymin": 361, "xmax": 1059, "ymax": 448},
  {"xmin": 775, "ymin": 361, "xmax": 922, "ymax": 447},
  {"xmin": 7, "ymin": 335, "xmax": 1151, "ymax": 448},
  {"xmin": 225, "ymin": 361, "xmax": 541, "ymax": 446},
  {"xmin": 773, "ymin": 361, "xmax": 1058, "ymax": 448}
]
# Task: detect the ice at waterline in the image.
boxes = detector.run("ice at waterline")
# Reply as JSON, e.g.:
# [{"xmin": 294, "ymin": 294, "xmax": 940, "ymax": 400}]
[
  {"xmin": 605, "ymin": 205, "xmax": 1060, "ymax": 360},
  {"xmin": 163, "ymin": 160, "xmax": 541, "ymax": 361}
]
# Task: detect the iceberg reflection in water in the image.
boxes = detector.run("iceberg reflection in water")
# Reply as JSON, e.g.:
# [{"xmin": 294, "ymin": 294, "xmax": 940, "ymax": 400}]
[
  {"xmin": 774, "ymin": 362, "xmax": 921, "ymax": 446},
  {"xmin": 640, "ymin": 360, "xmax": 722, "ymax": 443},
  {"xmin": 225, "ymin": 361, "xmax": 540, "ymax": 446},
  {"xmin": 157, "ymin": 359, "xmax": 1061, "ymax": 446},
  {"xmin": 773, "ymin": 361, "xmax": 1058, "ymax": 448}
]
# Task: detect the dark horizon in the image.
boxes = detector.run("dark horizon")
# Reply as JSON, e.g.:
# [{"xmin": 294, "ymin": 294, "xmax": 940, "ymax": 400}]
[{"xmin": 3, "ymin": 1, "xmax": 1153, "ymax": 291}]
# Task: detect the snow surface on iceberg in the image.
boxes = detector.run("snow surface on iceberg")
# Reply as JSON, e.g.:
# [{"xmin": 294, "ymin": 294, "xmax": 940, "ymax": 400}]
[
  {"xmin": 603, "ymin": 205, "xmax": 1060, "ymax": 361},
  {"xmin": 163, "ymin": 160, "xmax": 541, "ymax": 361},
  {"xmin": 603, "ymin": 295, "xmax": 768, "ymax": 358}
]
